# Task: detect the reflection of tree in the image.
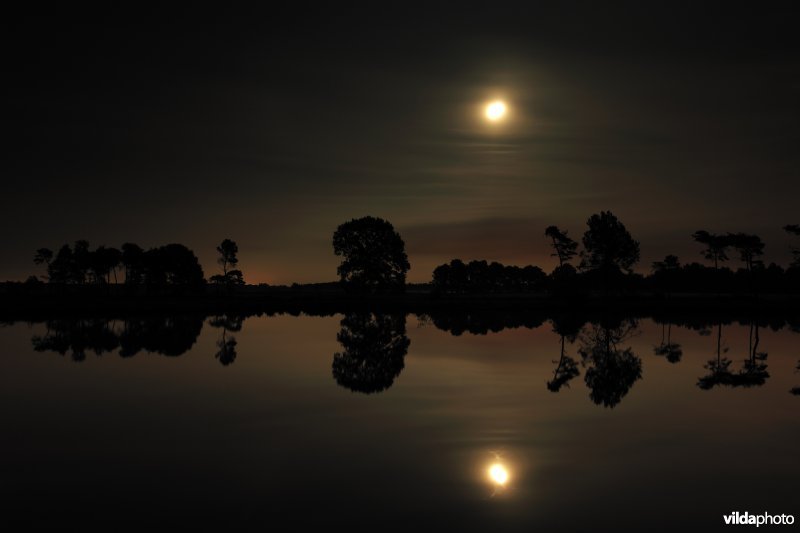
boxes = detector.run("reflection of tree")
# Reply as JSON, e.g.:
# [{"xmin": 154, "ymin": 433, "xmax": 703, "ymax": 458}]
[
  {"xmin": 32, "ymin": 316, "xmax": 203, "ymax": 360},
  {"xmin": 547, "ymin": 317, "xmax": 583, "ymax": 392},
  {"xmin": 698, "ymin": 321, "xmax": 768, "ymax": 389},
  {"xmin": 653, "ymin": 323, "xmax": 683, "ymax": 363},
  {"xmin": 697, "ymin": 322, "xmax": 731, "ymax": 389},
  {"xmin": 578, "ymin": 320, "xmax": 642, "ymax": 408},
  {"xmin": 791, "ymin": 361, "xmax": 800, "ymax": 396},
  {"xmin": 208, "ymin": 315, "xmax": 244, "ymax": 366},
  {"xmin": 548, "ymin": 335, "xmax": 579, "ymax": 392},
  {"xmin": 332, "ymin": 313, "xmax": 410, "ymax": 394},
  {"xmin": 736, "ymin": 322, "xmax": 769, "ymax": 387}
]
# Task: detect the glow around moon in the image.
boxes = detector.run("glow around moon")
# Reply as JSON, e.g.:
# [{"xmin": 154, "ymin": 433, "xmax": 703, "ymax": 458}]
[{"xmin": 485, "ymin": 100, "xmax": 507, "ymax": 121}]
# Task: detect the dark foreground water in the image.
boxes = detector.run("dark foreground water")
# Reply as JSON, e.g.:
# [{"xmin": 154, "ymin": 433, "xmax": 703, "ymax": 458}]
[{"xmin": 1, "ymin": 313, "xmax": 797, "ymax": 531}]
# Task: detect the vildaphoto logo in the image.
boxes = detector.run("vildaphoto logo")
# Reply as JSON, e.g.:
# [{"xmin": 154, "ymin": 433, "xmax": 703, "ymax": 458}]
[{"xmin": 723, "ymin": 512, "xmax": 795, "ymax": 527}]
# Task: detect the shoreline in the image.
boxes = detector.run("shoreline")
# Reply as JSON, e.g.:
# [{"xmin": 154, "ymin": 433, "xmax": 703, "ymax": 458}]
[{"xmin": 2, "ymin": 286, "xmax": 799, "ymax": 321}]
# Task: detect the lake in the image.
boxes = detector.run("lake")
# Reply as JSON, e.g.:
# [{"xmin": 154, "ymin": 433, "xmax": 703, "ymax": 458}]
[{"xmin": 1, "ymin": 312, "xmax": 797, "ymax": 531}]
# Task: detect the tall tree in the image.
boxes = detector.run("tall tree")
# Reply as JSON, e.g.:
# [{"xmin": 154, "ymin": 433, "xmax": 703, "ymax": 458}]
[
  {"xmin": 545, "ymin": 225, "xmax": 578, "ymax": 267},
  {"xmin": 33, "ymin": 248, "xmax": 53, "ymax": 281},
  {"xmin": 210, "ymin": 238, "xmax": 244, "ymax": 286},
  {"xmin": 217, "ymin": 239, "xmax": 238, "ymax": 276},
  {"xmin": 91, "ymin": 246, "xmax": 122, "ymax": 284},
  {"xmin": 332, "ymin": 216, "xmax": 410, "ymax": 292},
  {"xmin": 72, "ymin": 240, "xmax": 91, "ymax": 284},
  {"xmin": 727, "ymin": 233, "xmax": 764, "ymax": 271},
  {"xmin": 692, "ymin": 230, "xmax": 730, "ymax": 269},
  {"xmin": 579, "ymin": 211, "xmax": 640, "ymax": 273},
  {"xmin": 121, "ymin": 243, "xmax": 145, "ymax": 284},
  {"xmin": 48, "ymin": 244, "xmax": 74, "ymax": 284}
]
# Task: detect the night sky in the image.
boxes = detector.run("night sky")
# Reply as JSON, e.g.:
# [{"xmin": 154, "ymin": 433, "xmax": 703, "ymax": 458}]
[{"xmin": 6, "ymin": 5, "xmax": 800, "ymax": 284}]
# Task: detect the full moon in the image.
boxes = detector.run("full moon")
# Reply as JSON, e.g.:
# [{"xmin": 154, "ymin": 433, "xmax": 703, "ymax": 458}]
[
  {"xmin": 488, "ymin": 463, "xmax": 509, "ymax": 485},
  {"xmin": 485, "ymin": 100, "xmax": 507, "ymax": 121}
]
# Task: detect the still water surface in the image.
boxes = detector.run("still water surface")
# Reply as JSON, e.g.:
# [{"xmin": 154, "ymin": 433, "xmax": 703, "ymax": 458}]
[{"xmin": 1, "ymin": 313, "xmax": 797, "ymax": 531}]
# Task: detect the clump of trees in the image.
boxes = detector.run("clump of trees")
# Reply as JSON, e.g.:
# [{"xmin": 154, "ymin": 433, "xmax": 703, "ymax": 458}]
[
  {"xmin": 332, "ymin": 216, "xmax": 409, "ymax": 293},
  {"xmin": 33, "ymin": 241, "xmax": 205, "ymax": 291},
  {"xmin": 692, "ymin": 231, "xmax": 765, "ymax": 272},
  {"xmin": 433, "ymin": 210, "xmax": 640, "ymax": 294},
  {"xmin": 32, "ymin": 238, "xmax": 252, "ymax": 293},
  {"xmin": 428, "ymin": 212, "xmax": 800, "ymax": 296},
  {"xmin": 432, "ymin": 259, "xmax": 545, "ymax": 293}
]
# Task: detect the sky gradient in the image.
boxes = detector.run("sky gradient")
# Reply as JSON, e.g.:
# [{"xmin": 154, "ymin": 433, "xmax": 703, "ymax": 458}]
[{"xmin": 6, "ymin": 6, "xmax": 800, "ymax": 283}]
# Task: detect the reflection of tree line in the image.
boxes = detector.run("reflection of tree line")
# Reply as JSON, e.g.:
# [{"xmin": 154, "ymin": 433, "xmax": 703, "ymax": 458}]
[
  {"xmin": 29, "ymin": 312, "xmax": 800, "ymax": 399},
  {"xmin": 32, "ymin": 317, "xmax": 204, "ymax": 361},
  {"xmin": 31, "ymin": 315, "xmax": 238, "ymax": 365}
]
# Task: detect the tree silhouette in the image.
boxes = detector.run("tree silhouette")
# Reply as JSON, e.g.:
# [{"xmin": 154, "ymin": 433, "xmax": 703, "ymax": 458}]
[
  {"xmin": 144, "ymin": 244, "xmax": 205, "ymax": 287},
  {"xmin": 332, "ymin": 313, "xmax": 410, "ymax": 393},
  {"xmin": 545, "ymin": 225, "xmax": 578, "ymax": 267},
  {"xmin": 432, "ymin": 259, "xmax": 545, "ymax": 293},
  {"xmin": 727, "ymin": 233, "xmax": 764, "ymax": 272},
  {"xmin": 651, "ymin": 255, "xmax": 681, "ymax": 297},
  {"xmin": 121, "ymin": 243, "xmax": 145, "ymax": 285},
  {"xmin": 692, "ymin": 231, "xmax": 730, "ymax": 270},
  {"xmin": 578, "ymin": 319, "xmax": 642, "ymax": 408},
  {"xmin": 72, "ymin": 240, "xmax": 91, "ymax": 284},
  {"xmin": 432, "ymin": 259, "xmax": 468, "ymax": 292},
  {"xmin": 91, "ymin": 246, "xmax": 121, "ymax": 284},
  {"xmin": 47, "ymin": 244, "xmax": 74, "ymax": 284},
  {"xmin": 579, "ymin": 211, "xmax": 640, "ymax": 274},
  {"xmin": 784, "ymin": 224, "xmax": 800, "ymax": 267},
  {"xmin": 332, "ymin": 216, "xmax": 409, "ymax": 293},
  {"xmin": 209, "ymin": 238, "xmax": 245, "ymax": 287},
  {"xmin": 33, "ymin": 248, "xmax": 53, "ymax": 281},
  {"xmin": 652, "ymin": 255, "xmax": 680, "ymax": 273}
]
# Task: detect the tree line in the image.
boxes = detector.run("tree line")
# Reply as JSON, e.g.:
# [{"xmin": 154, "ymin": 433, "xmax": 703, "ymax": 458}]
[
  {"xmin": 426, "ymin": 212, "xmax": 800, "ymax": 294},
  {"xmin": 30, "ymin": 238, "xmax": 244, "ymax": 290},
  {"xmin": 21, "ymin": 213, "xmax": 800, "ymax": 295}
]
